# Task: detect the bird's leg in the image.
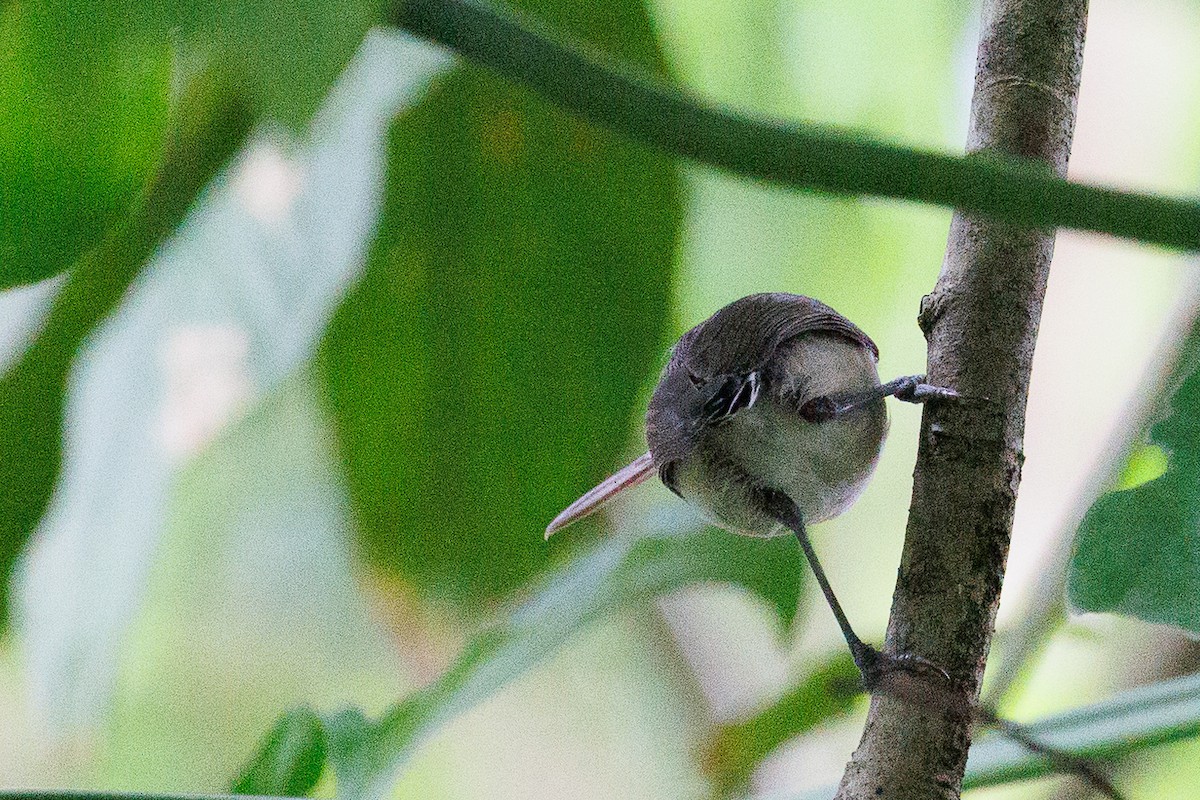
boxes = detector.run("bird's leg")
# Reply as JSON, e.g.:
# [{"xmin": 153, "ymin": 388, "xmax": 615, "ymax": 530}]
[
  {"xmin": 799, "ymin": 374, "xmax": 963, "ymax": 423},
  {"xmin": 760, "ymin": 490, "xmax": 949, "ymax": 692},
  {"xmin": 760, "ymin": 504, "xmax": 1121, "ymax": 796}
]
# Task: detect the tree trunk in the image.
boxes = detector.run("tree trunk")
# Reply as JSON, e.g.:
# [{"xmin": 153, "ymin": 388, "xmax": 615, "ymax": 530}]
[{"xmin": 834, "ymin": 1, "xmax": 1088, "ymax": 797}]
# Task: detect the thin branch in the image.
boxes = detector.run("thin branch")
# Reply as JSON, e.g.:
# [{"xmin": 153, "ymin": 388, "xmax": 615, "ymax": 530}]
[
  {"xmin": 966, "ymin": 671, "xmax": 1200, "ymax": 789},
  {"xmin": 973, "ymin": 708, "xmax": 1124, "ymax": 800},
  {"xmin": 389, "ymin": 0, "xmax": 1200, "ymax": 251},
  {"xmin": 834, "ymin": 2, "xmax": 1088, "ymax": 798}
]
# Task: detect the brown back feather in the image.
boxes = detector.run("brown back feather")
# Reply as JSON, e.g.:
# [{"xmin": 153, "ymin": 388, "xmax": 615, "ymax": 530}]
[{"xmin": 671, "ymin": 293, "xmax": 877, "ymax": 378}]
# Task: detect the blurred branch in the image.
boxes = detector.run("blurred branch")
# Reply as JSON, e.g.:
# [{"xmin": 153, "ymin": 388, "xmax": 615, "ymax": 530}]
[
  {"xmin": 965, "ymin": 671, "xmax": 1200, "ymax": 789},
  {"xmin": 388, "ymin": 0, "xmax": 1200, "ymax": 251},
  {"xmin": 0, "ymin": 71, "xmax": 252, "ymax": 621},
  {"xmin": 835, "ymin": 2, "xmax": 1088, "ymax": 798}
]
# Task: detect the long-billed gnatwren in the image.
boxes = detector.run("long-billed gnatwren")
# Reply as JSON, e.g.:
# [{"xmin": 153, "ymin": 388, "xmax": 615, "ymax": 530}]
[{"xmin": 545, "ymin": 292, "xmax": 961, "ymax": 689}]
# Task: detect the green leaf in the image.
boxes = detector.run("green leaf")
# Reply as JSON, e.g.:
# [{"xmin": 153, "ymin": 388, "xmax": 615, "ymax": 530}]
[
  {"xmin": 231, "ymin": 707, "xmax": 328, "ymax": 796},
  {"xmin": 36, "ymin": 0, "xmax": 379, "ymax": 127},
  {"xmin": 15, "ymin": 35, "xmax": 449, "ymax": 729},
  {"xmin": 240, "ymin": 525, "xmax": 801, "ymax": 798},
  {"xmin": 0, "ymin": 73, "xmax": 252, "ymax": 627},
  {"xmin": 963, "ymin": 673, "xmax": 1200, "ymax": 789},
  {"xmin": 0, "ymin": 3, "xmax": 170, "ymax": 288},
  {"xmin": 1069, "ymin": 314, "xmax": 1200, "ymax": 632},
  {"xmin": 320, "ymin": 0, "xmax": 683, "ymax": 605}
]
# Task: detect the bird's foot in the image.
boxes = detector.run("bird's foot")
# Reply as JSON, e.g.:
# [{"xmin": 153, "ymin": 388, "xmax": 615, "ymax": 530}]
[
  {"xmin": 851, "ymin": 641, "xmax": 951, "ymax": 694},
  {"xmin": 798, "ymin": 375, "xmax": 980, "ymax": 425},
  {"xmin": 891, "ymin": 374, "xmax": 964, "ymax": 404}
]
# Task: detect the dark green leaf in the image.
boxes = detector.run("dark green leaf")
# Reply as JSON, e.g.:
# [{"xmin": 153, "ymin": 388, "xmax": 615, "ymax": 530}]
[
  {"xmin": 1069, "ymin": 314, "xmax": 1200, "ymax": 632},
  {"xmin": 231, "ymin": 707, "xmax": 327, "ymax": 796},
  {"xmin": 0, "ymin": 3, "xmax": 170, "ymax": 288},
  {"xmin": 320, "ymin": 0, "xmax": 682, "ymax": 604},
  {"xmin": 35, "ymin": 0, "xmax": 379, "ymax": 127},
  {"xmin": 240, "ymin": 525, "xmax": 801, "ymax": 798}
]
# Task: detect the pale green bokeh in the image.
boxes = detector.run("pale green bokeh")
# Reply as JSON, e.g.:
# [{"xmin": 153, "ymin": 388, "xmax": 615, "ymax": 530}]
[
  {"xmin": 1114, "ymin": 443, "xmax": 1170, "ymax": 492},
  {"xmin": 94, "ymin": 374, "xmax": 403, "ymax": 790}
]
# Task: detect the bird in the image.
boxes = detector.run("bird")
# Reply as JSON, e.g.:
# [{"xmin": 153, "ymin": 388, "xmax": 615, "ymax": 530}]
[{"xmin": 544, "ymin": 292, "xmax": 961, "ymax": 689}]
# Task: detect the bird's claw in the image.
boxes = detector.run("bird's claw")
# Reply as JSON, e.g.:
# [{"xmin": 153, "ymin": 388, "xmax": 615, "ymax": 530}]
[
  {"xmin": 853, "ymin": 642, "xmax": 951, "ymax": 693},
  {"xmin": 894, "ymin": 375, "xmax": 983, "ymax": 405}
]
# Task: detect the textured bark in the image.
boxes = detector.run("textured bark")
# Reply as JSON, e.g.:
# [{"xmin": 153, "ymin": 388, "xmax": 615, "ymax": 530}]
[{"xmin": 834, "ymin": 2, "xmax": 1088, "ymax": 798}]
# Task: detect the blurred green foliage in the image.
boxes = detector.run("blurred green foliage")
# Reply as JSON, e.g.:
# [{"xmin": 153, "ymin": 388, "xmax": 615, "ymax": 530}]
[
  {"xmin": 701, "ymin": 653, "xmax": 860, "ymax": 798},
  {"xmin": 232, "ymin": 707, "xmax": 328, "ymax": 796},
  {"xmin": 241, "ymin": 523, "xmax": 802, "ymax": 798},
  {"xmin": 2, "ymin": 1, "xmax": 1200, "ymax": 799},
  {"xmin": 1, "ymin": 0, "xmax": 381, "ymax": 290},
  {"xmin": 94, "ymin": 374, "xmax": 400, "ymax": 789},
  {"xmin": 10, "ymin": 33, "xmax": 449, "ymax": 741},
  {"xmin": 32, "ymin": 0, "xmax": 379, "ymax": 126},
  {"xmin": 321, "ymin": 0, "xmax": 683, "ymax": 604},
  {"xmin": 0, "ymin": 73, "xmax": 251, "ymax": 624},
  {"xmin": 1070, "ymin": 314, "xmax": 1200, "ymax": 633},
  {"xmin": 1112, "ymin": 443, "xmax": 1169, "ymax": 491},
  {"xmin": 0, "ymin": 3, "xmax": 169, "ymax": 289}
]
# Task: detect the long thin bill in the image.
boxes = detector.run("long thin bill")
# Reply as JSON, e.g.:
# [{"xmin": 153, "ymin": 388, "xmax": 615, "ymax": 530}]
[{"xmin": 544, "ymin": 451, "xmax": 656, "ymax": 539}]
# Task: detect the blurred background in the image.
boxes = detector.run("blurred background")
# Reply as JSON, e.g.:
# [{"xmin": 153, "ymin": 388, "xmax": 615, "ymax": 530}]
[{"xmin": 1, "ymin": 0, "xmax": 1199, "ymax": 798}]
